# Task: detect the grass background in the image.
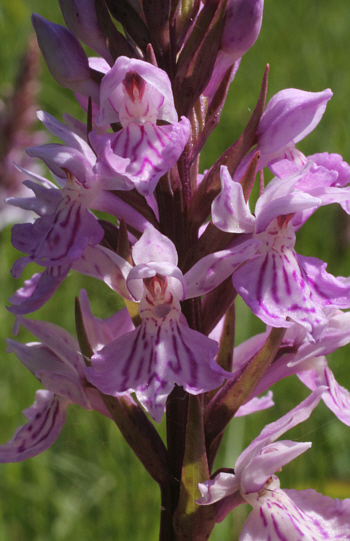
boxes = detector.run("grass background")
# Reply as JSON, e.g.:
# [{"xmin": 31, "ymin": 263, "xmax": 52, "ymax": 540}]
[{"xmin": 1, "ymin": 0, "xmax": 350, "ymax": 539}]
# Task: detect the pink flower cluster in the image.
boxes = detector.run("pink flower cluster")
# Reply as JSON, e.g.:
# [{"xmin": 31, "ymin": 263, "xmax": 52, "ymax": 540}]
[{"xmin": 2, "ymin": 1, "xmax": 350, "ymax": 539}]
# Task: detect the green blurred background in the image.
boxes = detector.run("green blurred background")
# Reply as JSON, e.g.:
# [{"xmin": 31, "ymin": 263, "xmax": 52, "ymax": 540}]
[{"xmin": 1, "ymin": 1, "xmax": 350, "ymax": 539}]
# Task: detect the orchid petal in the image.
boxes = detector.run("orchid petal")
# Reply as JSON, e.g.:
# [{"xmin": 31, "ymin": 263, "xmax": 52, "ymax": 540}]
[
  {"xmin": 37, "ymin": 111, "xmax": 95, "ymax": 160},
  {"xmin": 290, "ymin": 310, "xmax": 350, "ymax": 366},
  {"xmin": 79, "ymin": 289, "xmax": 134, "ymax": 352},
  {"xmin": 8, "ymin": 265, "xmax": 71, "ymax": 315},
  {"xmin": 12, "ymin": 316, "xmax": 82, "ymax": 371},
  {"xmin": 310, "ymin": 152, "xmax": 350, "ymax": 187},
  {"xmin": 0, "ymin": 391, "xmax": 69, "ymax": 463},
  {"xmin": 232, "ymin": 240, "xmax": 329, "ymax": 338},
  {"xmin": 241, "ymin": 482, "xmax": 350, "ymax": 541},
  {"xmin": 37, "ymin": 370, "xmax": 90, "ymax": 408},
  {"xmin": 10, "ymin": 174, "xmax": 104, "ymax": 270},
  {"xmin": 184, "ymin": 239, "xmax": 260, "ymax": 298},
  {"xmin": 199, "ymin": 389, "xmax": 326, "ymax": 524},
  {"xmin": 235, "ymin": 387, "xmax": 326, "ymax": 488},
  {"xmin": 26, "ymin": 144, "xmax": 96, "ymax": 186},
  {"xmin": 132, "ymin": 226, "xmax": 178, "ymax": 265},
  {"xmin": 255, "ymin": 190, "xmax": 320, "ymax": 234},
  {"xmin": 198, "ymin": 472, "xmax": 240, "ymax": 506},
  {"xmin": 88, "ymin": 132, "xmax": 133, "ymax": 191},
  {"xmin": 6, "ymin": 340, "xmax": 66, "ymax": 375},
  {"xmin": 257, "ymin": 88, "xmax": 333, "ymax": 154},
  {"xmin": 240, "ymin": 440, "xmax": 311, "ymax": 494},
  {"xmin": 86, "ymin": 294, "xmax": 229, "ymax": 422},
  {"xmin": 235, "ymin": 391, "xmax": 274, "ymax": 417},
  {"xmin": 97, "ymin": 56, "xmax": 178, "ymax": 126},
  {"xmin": 254, "ymin": 162, "xmax": 315, "ymax": 227},
  {"xmin": 93, "ymin": 190, "xmax": 154, "ymax": 233},
  {"xmin": 297, "ymin": 255, "xmax": 350, "ymax": 310},
  {"xmin": 212, "ymin": 166, "xmax": 255, "ymax": 233},
  {"xmin": 298, "ymin": 364, "xmax": 350, "ymax": 426},
  {"xmin": 127, "ymin": 262, "xmax": 186, "ymax": 301},
  {"xmin": 91, "ymin": 119, "xmax": 190, "ymax": 196},
  {"xmin": 72, "ymin": 244, "xmax": 133, "ymax": 300},
  {"xmin": 8, "ymin": 179, "xmax": 61, "ymax": 216}
]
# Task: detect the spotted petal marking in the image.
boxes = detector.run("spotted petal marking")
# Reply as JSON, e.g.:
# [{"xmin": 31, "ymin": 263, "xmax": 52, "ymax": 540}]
[
  {"xmin": 241, "ymin": 480, "xmax": 350, "ymax": 541},
  {"xmin": 91, "ymin": 117, "xmax": 190, "ymax": 196},
  {"xmin": 232, "ymin": 220, "xmax": 330, "ymax": 338},
  {"xmin": 8, "ymin": 264, "xmax": 71, "ymax": 315},
  {"xmin": 0, "ymin": 391, "xmax": 69, "ymax": 462},
  {"xmin": 298, "ymin": 363, "xmax": 350, "ymax": 426},
  {"xmin": 87, "ymin": 283, "xmax": 229, "ymax": 422}
]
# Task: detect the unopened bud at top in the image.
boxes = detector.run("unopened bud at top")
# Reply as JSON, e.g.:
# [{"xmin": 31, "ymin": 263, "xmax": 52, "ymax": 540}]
[
  {"xmin": 204, "ymin": 0, "xmax": 264, "ymax": 98},
  {"xmin": 222, "ymin": 0, "xmax": 264, "ymax": 59},
  {"xmin": 58, "ymin": 0, "xmax": 114, "ymax": 65},
  {"xmin": 31, "ymin": 13, "xmax": 100, "ymax": 102}
]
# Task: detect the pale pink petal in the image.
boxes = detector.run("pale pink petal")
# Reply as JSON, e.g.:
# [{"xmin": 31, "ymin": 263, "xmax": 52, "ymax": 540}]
[
  {"xmin": 127, "ymin": 262, "xmax": 186, "ymax": 301},
  {"xmin": 232, "ymin": 241, "xmax": 329, "ymax": 339},
  {"xmin": 239, "ymin": 441, "xmax": 311, "ymax": 495},
  {"xmin": 290, "ymin": 310, "xmax": 350, "ymax": 366},
  {"xmin": 79, "ymin": 289, "xmax": 134, "ymax": 351},
  {"xmin": 97, "ymin": 56, "xmax": 178, "ymax": 126},
  {"xmin": 298, "ymin": 364, "xmax": 350, "ymax": 426},
  {"xmin": 15, "ymin": 316, "xmax": 82, "ymax": 368},
  {"xmin": 212, "ymin": 165, "xmax": 255, "ymax": 233},
  {"xmin": 235, "ymin": 388, "xmax": 326, "ymax": 488},
  {"xmin": 198, "ymin": 472, "xmax": 240, "ymax": 505},
  {"xmin": 72, "ymin": 244, "xmax": 133, "ymax": 300},
  {"xmin": 86, "ymin": 293, "xmax": 228, "ymax": 422},
  {"xmin": 184, "ymin": 239, "xmax": 260, "ymax": 298},
  {"xmin": 37, "ymin": 370, "xmax": 91, "ymax": 408},
  {"xmin": 235, "ymin": 392, "xmax": 274, "ymax": 417},
  {"xmin": 37, "ymin": 111, "xmax": 95, "ymax": 160},
  {"xmin": 258, "ymin": 88, "xmax": 333, "ymax": 154},
  {"xmin": 132, "ymin": 226, "xmax": 178, "ymax": 265},
  {"xmin": 241, "ymin": 482, "xmax": 350, "ymax": 541}
]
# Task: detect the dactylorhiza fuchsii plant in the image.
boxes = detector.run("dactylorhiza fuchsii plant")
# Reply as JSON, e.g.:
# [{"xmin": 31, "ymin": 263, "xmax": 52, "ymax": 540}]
[{"xmin": 2, "ymin": 0, "xmax": 350, "ymax": 539}]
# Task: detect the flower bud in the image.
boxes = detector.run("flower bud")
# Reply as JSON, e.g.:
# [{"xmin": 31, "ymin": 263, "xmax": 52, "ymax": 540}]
[
  {"xmin": 59, "ymin": 0, "xmax": 114, "ymax": 64},
  {"xmin": 204, "ymin": 0, "xmax": 264, "ymax": 98},
  {"xmin": 222, "ymin": 0, "xmax": 264, "ymax": 58},
  {"xmin": 258, "ymin": 88, "xmax": 333, "ymax": 154},
  {"xmin": 31, "ymin": 13, "xmax": 100, "ymax": 102}
]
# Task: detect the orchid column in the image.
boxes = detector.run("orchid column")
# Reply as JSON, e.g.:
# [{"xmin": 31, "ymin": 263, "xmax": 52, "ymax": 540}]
[{"xmin": 2, "ymin": 0, "xmax": 350, "ymax": 540}]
